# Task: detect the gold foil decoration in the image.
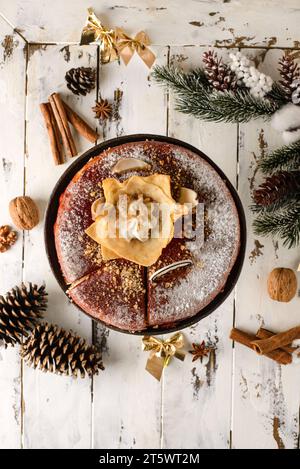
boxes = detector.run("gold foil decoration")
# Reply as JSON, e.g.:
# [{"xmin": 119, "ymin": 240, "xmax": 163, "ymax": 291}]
[
  {"xmin": 80, "ymin": 8, "xmax": 118, "ymax": 64},
  {"xmin": 115, "ymin": 28, "xmax": 156, "ymax": 68},
  {"xmin": 80, "ymin": 10, "xmax": 156, "ymax": 68},
  {"xmin": 142, "ymin": 333, "xmax": 185, "ymax": 381}
]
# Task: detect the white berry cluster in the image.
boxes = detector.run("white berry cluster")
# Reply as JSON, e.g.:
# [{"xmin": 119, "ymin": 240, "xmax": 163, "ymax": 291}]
[{"xmin": 229, "ymin": 52, "xmax": 273, "ymax": 99}]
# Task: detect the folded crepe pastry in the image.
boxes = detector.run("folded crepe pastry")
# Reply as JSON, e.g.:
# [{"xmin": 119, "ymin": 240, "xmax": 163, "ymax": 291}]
[{"xmin": 85, "ymin": 174, "xmax": 188, "ymax": 267}]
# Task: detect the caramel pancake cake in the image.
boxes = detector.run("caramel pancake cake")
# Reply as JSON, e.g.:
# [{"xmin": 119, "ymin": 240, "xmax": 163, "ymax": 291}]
[{"xmin": 54, "ymin": 140, "xmax": 241, "ymax": 332}]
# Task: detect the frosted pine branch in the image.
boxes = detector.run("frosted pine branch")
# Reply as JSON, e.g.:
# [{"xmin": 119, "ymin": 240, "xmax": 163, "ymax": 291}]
[
  {"xmin": 253, "ymin": 202, "xmax": 300, "ymax": 248},
  {"xmin": 259, "ymin": 140, "xmax": 300, "ymax": 173},
  {"xmin": 153, "ymin": 65, "xmax": 279, "ymax": 123}
]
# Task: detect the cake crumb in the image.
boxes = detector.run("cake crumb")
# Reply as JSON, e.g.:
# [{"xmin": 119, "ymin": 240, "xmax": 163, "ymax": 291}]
[
  {"xmin": 102, "ymin": 261, "xmax": 145, "ymax": 300},
  {"xmin": 84, "ymin": 241, "xmax": 103, "ymax": 265}
]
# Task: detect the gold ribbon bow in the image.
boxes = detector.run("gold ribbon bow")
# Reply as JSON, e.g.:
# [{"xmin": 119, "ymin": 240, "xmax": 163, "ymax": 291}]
[
  {"xmin": 80, "ymin": 8, "xmax": 119, "ymax": 64},
  {"xmin": 142, "ymin": 333, "xmax": 185, "ymax": 381},
  {"xmin": 115, "ymin": 28, "xmax": 156, "ymax": 68}
]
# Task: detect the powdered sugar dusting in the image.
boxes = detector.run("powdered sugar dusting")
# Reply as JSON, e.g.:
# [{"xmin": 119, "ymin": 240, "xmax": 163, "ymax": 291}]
[
  {"xmin": 55, "ymin": 140, "xmax": 241, "ymax": 329},
  {"xmin": 68, "ymin": 263, "xmax": 147, "ymax": 331},
  {"xmin": 55, "ymin": 143, "xmax": 155, "ymax": 283},
  {"xmin": 146, "ymin": 144, "xmax": 240, "ymax": 324}
]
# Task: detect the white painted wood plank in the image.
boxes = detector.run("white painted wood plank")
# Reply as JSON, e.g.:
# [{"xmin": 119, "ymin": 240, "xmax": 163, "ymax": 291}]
[
  {"xmin": 233, "ymin": 48, "xmax": 300, "ymax": 449},
  {"xmin": 0, "ymin": 20, "xmax": 25, "ymax": 449},
  {"xmin": 163, "ymin": 46, "xmax": 238, "ymax": 449},
  {"xmin": 23, "ymin": 44, "xmax": 98, "ymax": 448},
  {"xmin": 1, "ymin": 0, "xmax": 299, "ymax": 48},
  {"xmin": 92, "ymin": 46, "xmax": 168, "ymax": 449},
  {"xmin": 1, "ymin": 3, "xmax": 299, "ymax": 447}
]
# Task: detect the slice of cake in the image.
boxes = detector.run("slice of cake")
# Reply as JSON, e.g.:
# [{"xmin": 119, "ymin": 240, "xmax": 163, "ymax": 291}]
[{"xmin": 68, "ymin": 261, "xmax": 147, "ymax": 331}]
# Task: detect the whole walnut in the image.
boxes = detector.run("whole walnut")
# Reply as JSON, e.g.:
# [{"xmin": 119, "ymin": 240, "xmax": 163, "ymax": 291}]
[
  {"xmin": 9, "ymin": 196, "xmax": 39, "ymax": 230},
  {"xmin": 267, "ymin": 267, "xmax": 297, "ymax": 303}
]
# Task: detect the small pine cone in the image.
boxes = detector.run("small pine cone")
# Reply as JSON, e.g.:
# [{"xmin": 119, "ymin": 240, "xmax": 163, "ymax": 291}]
[
  {"xmin": 65, "ymin": 67, "xmax": 96, "ymax": 96},
  {"xmin": 291, "ymin": 79, "xmax": 300, "ymax": 104},
  {"xmin": 0, "ymin": 283, "xmax": 47, "ymax": 347},
  {"xmin": 253, "ymin": 171, "xmax": 300, "ymax": 206},
  {"xmin": 21, "ymin": 322, "xmax": 104, "ymax": 378},
  {"xmin": 0, "ymin": 225, "xmax": 17, "ymax": 253},
  {"xmin": 278, "ymin": 53, "xmax": 300, "ymax": 99},
  {"xmin": 202, "ymin": 51, "xmax": 237, "ymax": 91}
]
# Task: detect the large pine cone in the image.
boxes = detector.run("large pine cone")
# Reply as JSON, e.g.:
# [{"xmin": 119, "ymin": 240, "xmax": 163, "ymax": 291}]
[
  {"xmin": 65, "ymin": 67, "xmax": 96, "ymax": 96},
  {"xmin": 253, "ymin": 170, "xmax": 300, "ymax": 207},
  {"xmin": 21, "ymin": 322, "xmax": 104, "ymax": 378},
  {"xmin": 0, "ymin": 283, "xmax": 47, "ymax": 347}
]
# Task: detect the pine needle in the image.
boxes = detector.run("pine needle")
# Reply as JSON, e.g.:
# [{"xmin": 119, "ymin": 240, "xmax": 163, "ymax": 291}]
[
  {"xmin": 251, "ymin": 193, "xmax": 300, "ymax": 213},
  {"xmin": 267, "ymin": 82, "xmax": 289, "ymax": 106},
  {"xmin": 259, "ymin": 141, "xmax": 300, "ymax": 173},
  {"xmin": 152, "ymin": 65, "xmax": 280, "ymax": 123},
  {"xmin": 253, "ymin": 202, "xmax": 300, "ymax": 248},
  {"xmin": 152, "ymin": 65, "xmax": 210, "ymax": 93}
]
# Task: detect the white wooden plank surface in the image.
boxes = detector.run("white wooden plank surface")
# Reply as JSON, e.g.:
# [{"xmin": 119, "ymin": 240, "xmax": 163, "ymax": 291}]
[
  {"xmin": 23, "ymin": 44, "xmax": 98, "ymax": 448},
  {"xmin": 162, "ymin": 46, "xmax": 238, "ymax": 449},
  {"xmin": 92, "ymin": 46, "xmax": 168, "ymax": 449},
  {"xmin": 233, "ymin": 49, "xmax": 300, "ymax": 449},
  {"xmin": 1, "ymin": 3, "xmax": 300, "ymax": 450},
  {"xmin": 1, "ymin": 0, "xmax": 300, "ymax": 48},
  {"xmin": 0, "ymin": 19, "xmax": 25, "ymax": 449}
]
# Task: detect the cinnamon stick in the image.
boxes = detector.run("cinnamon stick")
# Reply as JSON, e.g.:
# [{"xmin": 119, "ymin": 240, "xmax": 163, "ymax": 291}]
[
  {"xmin": 230, "ymin": 328, "xmax": 292, "ymax": 365},
  {"xmin": 49, "ymin": 93, "xmax": 77, "ymax": 157},
  {"xmin": 63, "ymin": 101, "xmax": 98, "ymax": 143},
  {"xmin": 256, "ymin": 328, "xmax": 296, "ymax": 354},
  {"xmin": 251, "ymin": 326, "xmax": 300, "ymax": 355},
  {"xmin": 40, "ymin": 102, "xmax": 63, "ymax": 165},
  {"xmin": 230, "ymin": 328, "xmax": 256, "ymax": 349}
]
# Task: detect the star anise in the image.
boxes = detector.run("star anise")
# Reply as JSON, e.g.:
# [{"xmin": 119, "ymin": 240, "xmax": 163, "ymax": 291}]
[
  {"xmin": 92, "ymin": 98, "xmax": 112, "ymax": 121},
  {"xmin": 189, "ymin": 340, "xmax": 213, "ymax": 362}
]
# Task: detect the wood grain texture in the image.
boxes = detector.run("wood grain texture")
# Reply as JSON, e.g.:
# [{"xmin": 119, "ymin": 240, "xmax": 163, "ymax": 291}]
[
  {"xmin": 92, "ymin": 46, "xmax": 168, "ymax": 449},
  {"xmin": 233, "ymin": 49, "xmax": 300, "ymax": 450},
  {"xmin": 0, "ymin": 18, "xmax": 26, "ymax": 449},
  {"xmin": 1, "ymin": 3, "xmax": 300, "ymax": 450},
  {"xmin": 23, "ymin": 44, "xmax": 98, "ymax": 448},
  {"xmin": 1, "ymin": 0, "xmax": 300, "ymax": 47},
  {"xmin": 162, "ymin": 46, "xmax": 238, "ymax": 449}
]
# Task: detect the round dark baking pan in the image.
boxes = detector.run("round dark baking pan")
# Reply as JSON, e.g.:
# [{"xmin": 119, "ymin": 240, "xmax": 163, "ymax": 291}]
[{"xmin": 45, "ymin": 134, "xmax": 246, "ymax": 335}]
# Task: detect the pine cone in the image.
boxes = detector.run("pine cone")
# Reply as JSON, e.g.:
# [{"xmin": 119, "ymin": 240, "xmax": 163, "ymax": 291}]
[
  {"xmin": 65, "ymin": 67, "xmax": 96, "ymax": 96},
  {"xmin": 0, "ymin": 283, "xmax": 47, "ymax": 347},
  {"xmin": 21, "ymin": 322, "xmax": 104, "ymax": 378},
  {"xmin": 202, "ymin": 51, "xmax": 237, "ymax": 91},
  {"xmin": 253, "ymin": 171, "xmax": 300, "ymax": 206},
  {"xmin": 0, "ymin": 225, "xmax": 17, "ymax": 253},
  {"xmin": 278, "ymin": 53, "xmax": 300, "ymax": 99},
  {"xmin": 291, "ymin": 79, "xmax": 300, "ymax": 104}
]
